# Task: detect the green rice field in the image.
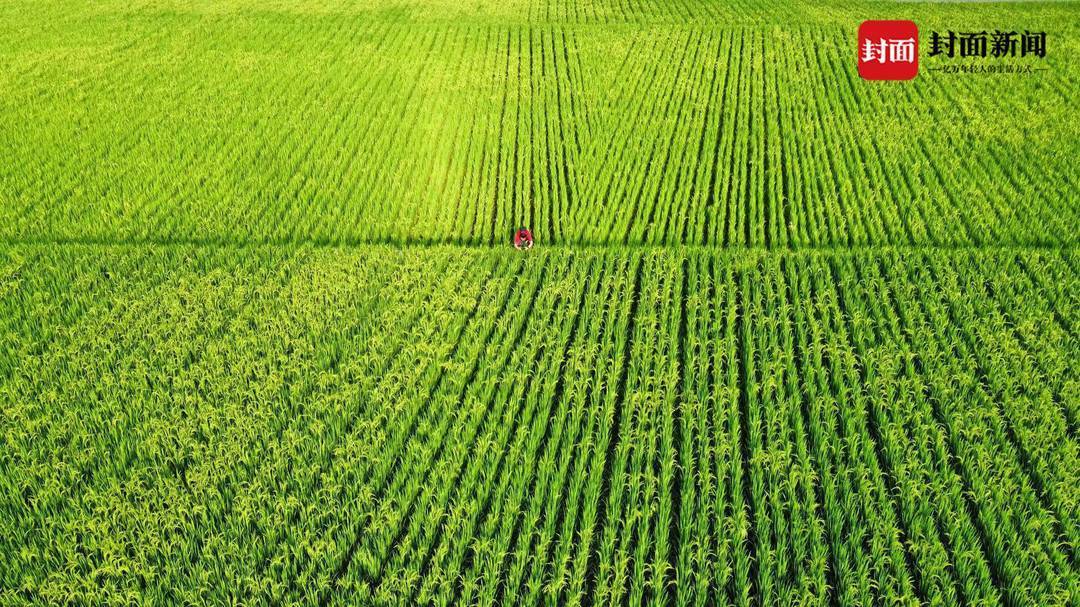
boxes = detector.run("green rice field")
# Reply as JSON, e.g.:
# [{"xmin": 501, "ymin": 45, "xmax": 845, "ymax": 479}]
[{"xmin": 1, "ymin": 1, "xmax": 1077, "ymax": 605}]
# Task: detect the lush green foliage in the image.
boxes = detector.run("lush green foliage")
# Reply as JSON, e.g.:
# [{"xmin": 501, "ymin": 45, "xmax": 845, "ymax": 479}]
[
  {"xmin": 2, "ymin": 1, "xmax": 1078, "ymax": 605},
  {"xmin": 1, "ymin": 1, "xmax": 1077, "ymax": 247},
  {"xmin": 1, "ymin": 245, "xmax": 1076, "ymax": 605}
]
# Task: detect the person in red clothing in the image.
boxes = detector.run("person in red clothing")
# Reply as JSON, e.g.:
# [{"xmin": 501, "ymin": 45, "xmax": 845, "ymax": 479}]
[{"xmin": 514, "ymin": 226, "xmax": 533, "ymax": 250}]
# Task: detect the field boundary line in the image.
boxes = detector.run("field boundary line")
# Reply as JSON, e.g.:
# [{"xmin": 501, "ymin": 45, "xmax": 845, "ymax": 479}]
[{"xmin": 2, "ymin": 237, "xmax": 1076, "ymax": 257}]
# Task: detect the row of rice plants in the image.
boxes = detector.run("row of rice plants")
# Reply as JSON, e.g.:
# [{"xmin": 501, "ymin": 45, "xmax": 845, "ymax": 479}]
[
  {"xmin": 881, "ymin": 251, "xmax": 1078, "ymax": 606},
  {"xmin": 744, "ymin": 256, "xmax": 830, "ymax": 605},
  {"xmin": 491, "ymin": 254, "xmax": 637, "ymax": 607},
  {"xmin": 2, "ymin": 245, "xmax": 1077, "ymax": 605},
  {"xmin": 838, "ymin": 252, "xmax": 1002, "ymax": 606},
  {"xmin": 363, "ymin": 255, "xmax": 597, "ymax": 605},
  {"xmin": 338, "ymin": 254, "xmax": 564, "ymax": 603},
  {"xmin": 3, "ymin": 11, "xmax": 1078, "ymax": 248},
  {"xmin": 218, "ymin": 253, "xmax": 521, "ymax": 604},
  {"xmin": 956, "ymin": 253, "xmax": 1078, "ymax": 554}
]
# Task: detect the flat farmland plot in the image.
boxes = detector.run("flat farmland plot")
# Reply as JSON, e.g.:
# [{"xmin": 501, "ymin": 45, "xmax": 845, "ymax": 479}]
[
  {"xmin": 1, "ymin": 2, "xmax": 1076, "ymax": 247},
  {"xmin": 1, "ymin": 245, "xmax": 1077, "ymax": 605},
  {"xmin": 1, "ymin": 1, "xmax": 1077, "ymax": 606}
]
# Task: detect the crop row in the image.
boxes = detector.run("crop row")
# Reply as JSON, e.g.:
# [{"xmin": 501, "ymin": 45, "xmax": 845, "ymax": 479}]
[
  {"xmin": 1, "ymin": 244, "xmax": 1075, "ymax": 605},
  {"xmin": 2, "ymin": 13, "xmax": 1077, "ymax": 248}
]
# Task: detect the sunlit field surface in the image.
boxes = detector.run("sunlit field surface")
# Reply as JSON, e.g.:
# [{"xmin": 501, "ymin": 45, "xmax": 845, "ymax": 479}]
[{"xmin": 1, "ymin": 1, "xmax": 1077, "ymax": 605}]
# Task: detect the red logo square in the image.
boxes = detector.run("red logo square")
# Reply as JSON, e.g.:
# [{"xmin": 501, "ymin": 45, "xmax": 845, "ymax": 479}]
[{"xmin": 858, "ymin": 20, "xmax": 919, "ymax": 80}]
